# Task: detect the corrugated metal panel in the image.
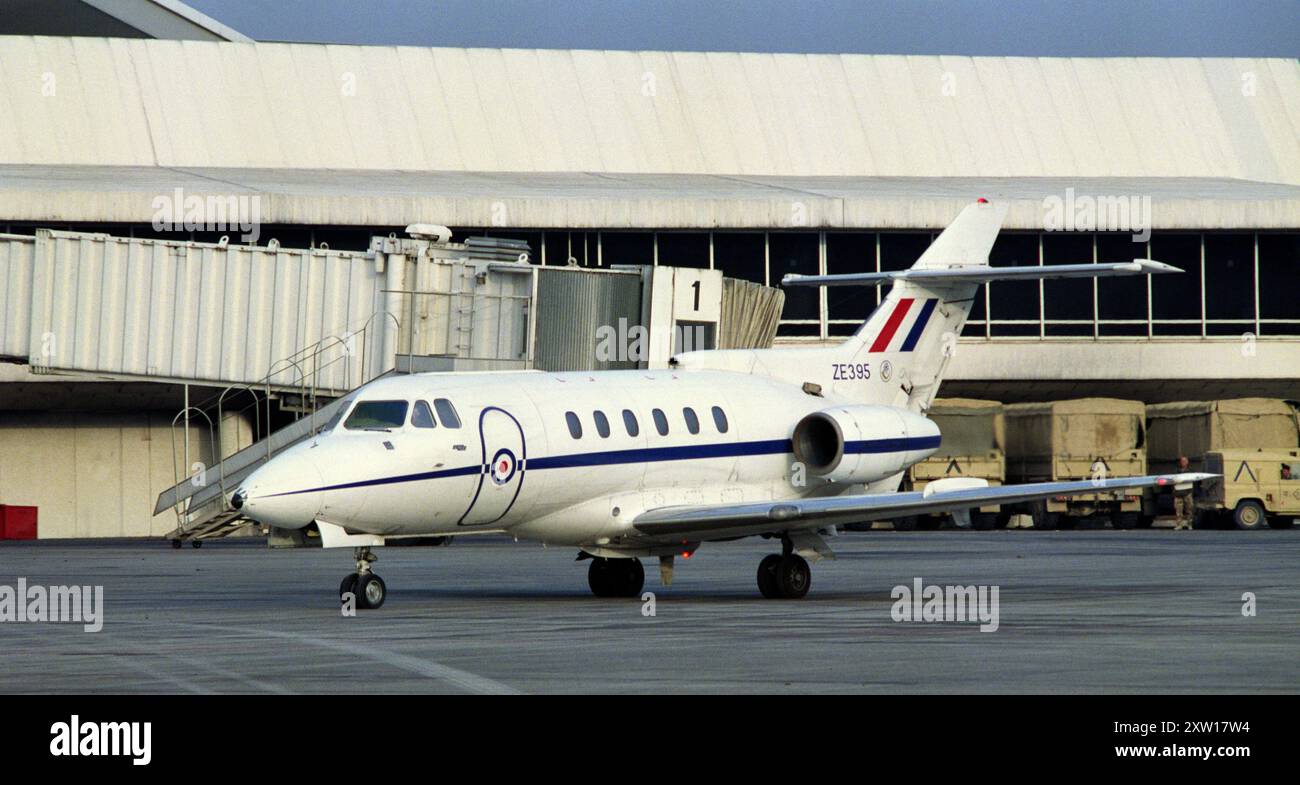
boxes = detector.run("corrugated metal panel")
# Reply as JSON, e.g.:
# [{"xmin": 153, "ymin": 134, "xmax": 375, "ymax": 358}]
[
  {"xmin": 3, "ymin": 229, "xmax": 541, "ymax": 389},
  {"xmin": 0, "ymin": 233, "xmax": 34, "ymax": 359},
  {"xmin": 394, "ymin": 254, "xmax": 533, "ymax": 366},
  {"xmin": 718, "ymin": 278, "xmax": 784, "ymax": 350},
  {"xmin": 23, "ymin": 230, "xmax": 389, "ymax": 392},
  {"xmin": 0, "ymin": 37, "xmax": 1296, "ymax": 184},
  {"xmin": 534, "ymin": 267, "xmax": 643, "ymax": 372}
]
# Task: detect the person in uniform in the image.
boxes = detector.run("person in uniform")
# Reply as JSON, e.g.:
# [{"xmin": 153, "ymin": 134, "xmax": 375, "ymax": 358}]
[{"xmin": 1173, "ymin": 455, "xmax": 1195, "ymax": 530}]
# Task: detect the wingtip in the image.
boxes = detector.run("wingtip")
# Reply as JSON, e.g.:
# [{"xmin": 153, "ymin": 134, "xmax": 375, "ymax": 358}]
[{"xmin": 1137, "ymin": 259, "xmax": 1181, "ymax": 274}]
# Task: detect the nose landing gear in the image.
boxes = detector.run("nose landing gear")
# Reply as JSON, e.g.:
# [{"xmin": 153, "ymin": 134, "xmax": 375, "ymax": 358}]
[{"xmin": 340, "ymin": 547, "xmax": 386, "ymax": 609}]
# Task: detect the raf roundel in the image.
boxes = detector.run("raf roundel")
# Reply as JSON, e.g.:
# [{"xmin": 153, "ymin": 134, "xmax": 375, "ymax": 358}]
[{"xmin": 489, "ymin": 448, "xmax": 518, "ymax": 486}]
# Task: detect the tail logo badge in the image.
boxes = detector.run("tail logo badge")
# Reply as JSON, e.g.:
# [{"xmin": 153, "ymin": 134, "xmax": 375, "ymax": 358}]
[{"xmin": 880, "ymin": 360, "xmax": 893, "ymax": 381}]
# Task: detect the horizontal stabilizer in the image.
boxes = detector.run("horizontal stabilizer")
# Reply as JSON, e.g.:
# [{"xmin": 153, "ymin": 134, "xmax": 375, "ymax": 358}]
[{"xmin": 783, "ymin": 259, "xmax": 1179, "ymax": 287}]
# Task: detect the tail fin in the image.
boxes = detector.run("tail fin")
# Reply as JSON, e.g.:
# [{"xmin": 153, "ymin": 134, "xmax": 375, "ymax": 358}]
[
  {"xmin": 912, "ymin": 198, "xmax": 1007, "ymax": 270},
  {"xmin": 782, "ymin": 199, "xmax": 1177, "ymax": 412},
  {"xmin": 850, "ymin": 201, "xmax": 999, "ymax": 410}
]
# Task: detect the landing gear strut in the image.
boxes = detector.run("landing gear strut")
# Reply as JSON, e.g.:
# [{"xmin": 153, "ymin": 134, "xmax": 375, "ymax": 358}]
[
  {"xmin": 756, "ymin": 536, "xmax": 811, "ymax": 599},
  {"xmin": 587, "ymin": 557, "xmax": 645, "ymax": 598},
  {"xmin": 340, "ymin": 547, "xmax": 386, "ymax": 609}
]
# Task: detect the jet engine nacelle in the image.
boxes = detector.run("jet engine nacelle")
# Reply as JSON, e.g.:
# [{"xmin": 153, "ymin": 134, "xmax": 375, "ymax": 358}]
[{"xmin": 791, "ymin": 404, "xmax": 941, "ymax": 485}]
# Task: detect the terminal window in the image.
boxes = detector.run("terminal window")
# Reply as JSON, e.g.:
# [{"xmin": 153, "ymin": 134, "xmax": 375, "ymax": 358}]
[
  {"xmin": 825, "ymin": 232, "xmax": 876, "ymax": 336},
  {"xmin": 987, "ymin": 234, "xmax": 1039, "ymax": 337}
]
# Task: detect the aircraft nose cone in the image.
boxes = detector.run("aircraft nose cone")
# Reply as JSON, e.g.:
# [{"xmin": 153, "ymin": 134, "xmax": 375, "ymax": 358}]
[{"xmin": 237, "ymin": 455, "xmax": 324, "ymax": 530}]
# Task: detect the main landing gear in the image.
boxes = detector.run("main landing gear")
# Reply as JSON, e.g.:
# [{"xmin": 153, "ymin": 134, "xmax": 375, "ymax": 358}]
[
  {"xmin": 587, "ymin": 557, "xmax": 645, "ymax": 598},
  {"xmin": 756, "ymin": 536, "xmax": 811, "ymax": 599},
  {"xmin": 340, "ymin": 546, "xmax": 386, "ymax": 610}
]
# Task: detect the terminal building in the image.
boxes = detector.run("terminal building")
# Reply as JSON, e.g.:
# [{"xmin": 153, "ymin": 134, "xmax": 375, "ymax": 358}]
[{"xmin": 0, "ymin": 1, "xmax": 1297, "ymax": 538}]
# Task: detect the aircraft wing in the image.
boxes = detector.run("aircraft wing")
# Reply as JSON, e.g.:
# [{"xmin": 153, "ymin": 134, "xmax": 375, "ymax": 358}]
[{"xmin": 632, "ymin": 473, "xmax": 1215, "ymax": 541}]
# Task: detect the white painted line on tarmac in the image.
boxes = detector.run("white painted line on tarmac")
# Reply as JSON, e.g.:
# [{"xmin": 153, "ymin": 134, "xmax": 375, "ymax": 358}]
[{"xmin": 182, "ymin": 623, "xmax": 522, "ymax": 695}]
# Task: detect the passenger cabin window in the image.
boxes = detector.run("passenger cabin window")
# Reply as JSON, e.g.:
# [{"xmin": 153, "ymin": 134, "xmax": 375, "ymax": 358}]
[
  {"xmin": 434, "ymin": 398, "xmax": 462, "ymax": 428},
  {"xmin": 344, "ymin": 400, "xmax": 409, "ymax": 431},
  {"xmin": 622, "ymin": 409, "xmax": 639, "ymax": 437},
  {"xmin": 683, "ymin": 407, "xmax": 700, "ymax": 435},
  {"xmin": 711, "ymin": 406, "xmax": 729, "ymax": 433},
  {"xmin": 411, "ymin": 400, "xmax": 437, "ymax": 428},
  {"xmin": 593, "ymin": 410, "xmax": 611, "ymax": 438},
  {"xmin": 652, "ymin": 408, "xmax": 669, "ymax": 436},
  {"xmin": 565, "ymin": 411, "xmax": 583, "ymax": 439}
]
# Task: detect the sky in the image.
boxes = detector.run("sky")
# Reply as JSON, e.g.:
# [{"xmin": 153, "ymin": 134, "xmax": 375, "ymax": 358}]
[{"xmin": 187, "ymin": 0, "xmax": 1300, "ymax": 57}]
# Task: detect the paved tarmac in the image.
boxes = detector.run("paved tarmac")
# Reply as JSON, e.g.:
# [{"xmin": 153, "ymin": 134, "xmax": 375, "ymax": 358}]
[{"xmin": 1, "ymin": 531, "xmax": 1296, "ymax": 693}]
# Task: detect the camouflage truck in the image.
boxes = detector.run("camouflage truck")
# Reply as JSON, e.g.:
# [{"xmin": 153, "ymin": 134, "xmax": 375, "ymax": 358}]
[
  {"xmin": 1146, "ymin": 398, "xmax": 1300, "ymax": 530},
  {"xmin": 1004, "ymin": 398, "xmax": 1148, "ymax": 529},
  {"xmin": 895, "ymin": 398, "xmax": 1007, "ymax": 531}
]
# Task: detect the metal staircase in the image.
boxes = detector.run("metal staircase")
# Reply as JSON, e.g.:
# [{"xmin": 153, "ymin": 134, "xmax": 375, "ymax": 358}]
[{"xmin": 157, "ymin": 332, "xmax": 390, "ymax": 546}]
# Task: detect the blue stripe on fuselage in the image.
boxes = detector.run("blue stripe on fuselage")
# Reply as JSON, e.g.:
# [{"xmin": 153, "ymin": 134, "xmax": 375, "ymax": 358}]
[
  {"xmin": 264, "ymin": 434, "xmax": 940, "ymax": 498},
  {"xmin": 526, "ymin": 438, "xmax": 792, "ymax": 469},
  {"xmin": 266, "ymin": 464, "xmax": 482, "ymax": 497}
]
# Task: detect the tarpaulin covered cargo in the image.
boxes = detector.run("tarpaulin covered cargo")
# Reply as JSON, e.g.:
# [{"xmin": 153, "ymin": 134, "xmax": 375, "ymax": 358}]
[
  {"xmin": 1004, "ymin": 398, "xmax": 1147, "ymax": 491},
  {"xmin": 1146, "ymin": 398, "xmax": 1300, "ymax": 461},
  {"xmin": 1005, "ymin": 398, "xmax": 1146, "ymax": 458},
  {"xmin": 928, "ymin": 398, "xmax": 1004, "ymax": 457}
]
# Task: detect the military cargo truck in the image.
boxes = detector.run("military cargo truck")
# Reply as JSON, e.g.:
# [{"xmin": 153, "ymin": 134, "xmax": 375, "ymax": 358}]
[
  {"xmin": 1146, "ymin": 398, "xmax": 1300, "ymax": 529},
  {"xmin": 1004, "ymin": 398, "xmax": 1148, "ymax": 529},
  {"xmin": 896, "ymin": 398, "xmax": 1007, "ymax": 530}
]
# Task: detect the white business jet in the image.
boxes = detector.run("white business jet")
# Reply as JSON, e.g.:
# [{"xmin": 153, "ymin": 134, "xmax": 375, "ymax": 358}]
[{"xmin": 231, "ymin": 199, "xmax": 1211, "ymax": 608}]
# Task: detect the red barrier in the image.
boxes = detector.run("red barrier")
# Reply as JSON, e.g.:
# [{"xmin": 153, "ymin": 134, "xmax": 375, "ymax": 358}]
[{"xmin": 0, "ymin": 506, "xmax": 37, "ymax": 540}]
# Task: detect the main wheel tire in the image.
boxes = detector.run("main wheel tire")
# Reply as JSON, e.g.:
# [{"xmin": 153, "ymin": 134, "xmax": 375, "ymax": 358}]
[
  {"xmin": 355, "ymin": 573, "xmax": 386, "ymax": 609},
  {"xmin": 587, "ymin": 558, "xmax": 644, "ymax": 598},
  {"xmin": 587, "ymin": 558, "xmax": 613, "ymax": 597},
  {"xmin": 339, "ymin": 573, "xmax": 359, "ymax": 602},
  {"xmin": 1233, "ymin": 500, "xmax": 1267, "ymax": 530},
  {"xmin": 170, "ymin": 539, "xmax": 182, "ymax": 549},
  {"xmin": 971, "ymin": 512, "xmax": 998, "ymax": 531},
  {"xmin": 618, "ymin": 558, "xmax": 645, "ymax": 598},
  {"xmin": 191, "ymin": 540, "xmax": 203, "ymax": 548},
  {"xmin": 1111, "ymin": 512, "xmax": 1140, "ymax": 530},
  {"xmin": 757, "ymin": 554, "xmax": 782, "ymax": 599},
  {"xmin": 776, "ymin": 555, "xmax": 811, "ymax": 599}
]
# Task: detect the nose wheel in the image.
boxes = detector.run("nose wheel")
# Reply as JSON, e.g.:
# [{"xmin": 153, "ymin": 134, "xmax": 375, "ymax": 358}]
[{"xmin": 340, "ymin": 547, "xmax": 386, "ymax": 609}]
